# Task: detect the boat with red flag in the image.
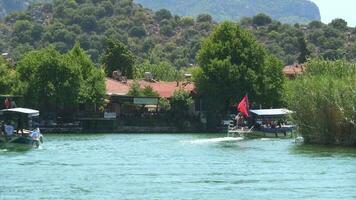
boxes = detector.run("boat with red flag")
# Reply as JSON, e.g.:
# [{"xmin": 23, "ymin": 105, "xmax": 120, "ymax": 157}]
[{"xmin": 228, "ymin": 96, "xmax": 295, "ymax": 138}]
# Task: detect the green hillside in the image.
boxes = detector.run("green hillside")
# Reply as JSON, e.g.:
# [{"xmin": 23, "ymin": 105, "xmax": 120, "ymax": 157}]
[
  {"xmin": 0, "ymin": 0, "xmax": 355, "ymax": 68},
  {"xmin": 135, "ymin": 0, "xmax": 321, "ymax": 24}
]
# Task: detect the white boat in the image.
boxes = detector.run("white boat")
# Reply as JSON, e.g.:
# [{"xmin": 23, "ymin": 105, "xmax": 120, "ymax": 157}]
[{"xmin": 0, "ymin": 108, "xmax": 43, "ymax": 149}]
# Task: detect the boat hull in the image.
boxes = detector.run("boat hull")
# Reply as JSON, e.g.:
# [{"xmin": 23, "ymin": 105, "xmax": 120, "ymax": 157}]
[{"xmin": 0, "ymin": 135, "xmax": 42, "ymax": 148}]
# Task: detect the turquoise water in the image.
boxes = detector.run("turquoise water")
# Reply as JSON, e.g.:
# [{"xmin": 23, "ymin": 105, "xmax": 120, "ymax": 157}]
[{"xmin": 1, "ymin": 134, "xmax": 356, "ymax": 200}]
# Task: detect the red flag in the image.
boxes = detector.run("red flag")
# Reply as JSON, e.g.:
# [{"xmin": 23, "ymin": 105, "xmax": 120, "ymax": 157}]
[{"xmin": 237, "ymin": 95, "xmax": 249, "ymax": 117}]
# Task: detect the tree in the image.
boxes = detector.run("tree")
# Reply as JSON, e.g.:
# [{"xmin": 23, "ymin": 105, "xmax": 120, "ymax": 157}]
[
  {"xmin": 196, "ymin": 14, "xmax": 212, "ymax": 23},
  {"xmin": 133, "ymin": 61, "xmax": 182, "ymax": 81},
  {"xmin": 16, "ymin": 47, "xmax": 81, "ymax": 114},
  {"xmin": 329, "ymin": 18, "xmax": 348, "ymax": 30},
  {"xmin": 142, "ymin": 86, "xmax": 159, "ymax": 97},
  {"xmin": 170, "ymin": 89, "xmax": 193, "ymax": 117},
  {"xmin": 155, "ymin": 9, "xmax": 172, "ymax": 22},
  {"xmin": 127, "ymin": 82, "xmax": 159, "ymax": 97},
  {"xmin": 297, "ymin": 36, "xmax": 310, "ymax": 64},
  {"xmin": 101, "ymin": 39, "xmax": 136, "ymax": 78},
  {"xmin": 68, "ymin": 42, "xmax": 106, "ymax": 108},
  {"xmin": 252, "ymin": 13, "xmax": 272, "ymax": 26},
  {"xmin": 127, "ymin": 81, "xmax": 142, "ymax": 97},
  {"xmin": 196, "ymin": 22, "xmax": 284, "ymax": 128},
  {"xmin": 0, "ymin": 57, "xmax": 20, "ymax": 95}
]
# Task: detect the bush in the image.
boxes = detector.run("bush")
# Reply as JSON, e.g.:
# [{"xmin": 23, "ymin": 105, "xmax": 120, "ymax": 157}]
[{"xmin": 285, "ymin": 59, "xmax": 356, "ymax": 146}]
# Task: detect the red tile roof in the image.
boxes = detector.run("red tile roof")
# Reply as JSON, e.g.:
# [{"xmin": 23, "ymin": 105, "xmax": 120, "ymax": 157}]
[{"xmin": 106, "ymin": 78, "xmax": 195, "ymax": 98}]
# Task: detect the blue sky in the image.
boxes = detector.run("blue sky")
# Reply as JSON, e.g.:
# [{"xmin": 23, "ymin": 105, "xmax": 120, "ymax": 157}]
[{"xmin": 310, "ymin": 0, "xmax": 356, "ymax": 26}]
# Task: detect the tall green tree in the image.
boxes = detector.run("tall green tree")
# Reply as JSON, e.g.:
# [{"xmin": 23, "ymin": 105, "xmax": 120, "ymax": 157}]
[
  {"xmin": 16, "ymin": 47, "xmax": 81, "ymax": 113},
  {"xmin": 16, "ymin": 44, "xmax": 106, "ymax": 116},
  {"xmin": 297, "ymin": 36, "xmax": 310, "ymax": 64},
  {"xmin": 101, "ymin": 40, "xmax": 136, "ymax": 78},
  {"xmin": 195, "ymin": 22, "xmax": 284, "ymax": 127},
  {"xmin": 68, "ymin": 42, "xmax": 106, "ymax": 109}
]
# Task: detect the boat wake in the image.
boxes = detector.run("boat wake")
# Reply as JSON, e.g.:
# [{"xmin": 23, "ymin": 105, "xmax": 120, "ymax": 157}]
[{"xmin": 184, "ymin": 137, "xmax": 244, "ymax": 144}]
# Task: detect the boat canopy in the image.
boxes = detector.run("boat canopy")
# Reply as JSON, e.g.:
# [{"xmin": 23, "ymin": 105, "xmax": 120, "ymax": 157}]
[
  {"xmin": 0, "ymin": 108, "xmax": 40, "ymax": 117},
  {"xmin": 250, "ymin": 109, "xmax": 293, "ymax": 116}
]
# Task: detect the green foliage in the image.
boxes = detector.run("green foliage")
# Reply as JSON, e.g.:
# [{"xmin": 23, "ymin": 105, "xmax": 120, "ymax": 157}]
[
  {"xmin": 170, "ymin": 89, "xmax": 193, "ymax": 117},
  {"xmin": 16, "ymin": 44, "xmax": 105, "ymax": 114},
  {"xmin": 0, "ymin": 0, "xmax": 212, "ymax": 71},
  {"xmin": 16, "ymin": 47, "xmax": 81, "ymax": 113},
  {"xmin": 101, "ymin": 40, "xmax": 136, "ymax": 78},
  {"xmin": 195, "ymin": 22, "xmax": 285, "ymax": 127},
  {"xmin": 133, "ymin": 61, "xmax": 182, "ymax": 81},
  {"xmin": 329, "ymin": 19, "xmax": 348, "ymax": 30},
  {"xmin": 142, "ymin": 86, "xmax": 159, "ymax": 97},
  {"xmin": 127, "ymin": 81, "xmax": 142, "ymax": 97},
  {"xmin": 68, "ymin": 42, "xmax": 106, "ymax": 106},
  {"xmin": 252, "ymin": 13, "xmax": 272, "ymax": 26},
  {"xmin": 0, "ymin": 57, "xmax": 20, "ymax": 95},
  {"xmin": 0, "ymin": 0, "xmax": 355, "ymax": 70},
  {"xmin": 297, "ymin": 36, "xmax": 311, "ymax": 64},
  {"xmin": 159, "ymin": 98, "xmax": 171, "ymax": 112},
  {"xmin": 127, "ymin": 81, "xmax": 159, "ymax": 97},
  {"xmin": 285, "ymin": 59, "xmax": 356, "ymax": 146}
]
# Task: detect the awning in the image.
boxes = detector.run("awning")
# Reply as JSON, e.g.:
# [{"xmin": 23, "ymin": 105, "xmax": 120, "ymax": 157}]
[
  {"xmin": 0, "ymin": 108, "xmax": 40, "ymax": 117},
  {"xmin": 250, "ymin": 109, "xmax": 293, "ymax": 116}
]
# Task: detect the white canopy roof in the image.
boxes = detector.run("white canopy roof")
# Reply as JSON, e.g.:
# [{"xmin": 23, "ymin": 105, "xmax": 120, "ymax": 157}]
[
  {"xmin": 250, "ymin": 109, "xmax": 293, "ymax": 116},
  {"xmin": 0, "ymin": 108, "xmax": 40, "ymax": 117}
]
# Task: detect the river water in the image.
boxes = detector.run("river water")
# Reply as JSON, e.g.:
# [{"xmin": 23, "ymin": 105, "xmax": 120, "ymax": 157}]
[{"xmin": 1, "ymin": 134, "xmax": 356, "ymax": 200}]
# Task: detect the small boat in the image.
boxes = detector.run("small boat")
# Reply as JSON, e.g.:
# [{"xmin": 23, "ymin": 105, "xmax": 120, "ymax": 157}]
[
  {"xmin": 248, "ymin": 109, "xmax": 295, "ymax": 138},
  {"xmin": 0, "ymin": 108, "xmax": 43, "ymax": 149},
  {"xmin": 227, "ymin": 96, "xmax": 296, "ymax": 139}
]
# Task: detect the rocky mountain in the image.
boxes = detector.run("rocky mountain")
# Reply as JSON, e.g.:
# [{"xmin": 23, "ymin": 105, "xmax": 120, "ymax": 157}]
[{"xmin": 135, "ymin": 0, "xmax": 321, "ymax": 24}]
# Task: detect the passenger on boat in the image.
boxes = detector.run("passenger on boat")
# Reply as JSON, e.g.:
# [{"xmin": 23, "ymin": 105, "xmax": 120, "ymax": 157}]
[
  {"xmin": 30, "ymin": 128, "xmax": 41, "ymax": 140},
  {"xmin": 235, "ymin": 113, "xmax": 244, "ymax": 128},
  {"xmin": 4, "ymin": 123, "xmax": 14, "ymax": 137}
]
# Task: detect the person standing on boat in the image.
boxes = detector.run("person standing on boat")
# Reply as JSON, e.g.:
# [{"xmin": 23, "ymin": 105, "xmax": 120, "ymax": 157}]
[
  {"xmin": 4, "ymin": 122, "xmax": 14, "ymax": 141},
  {"xmin": 4, "ymin": 98, "xmax": 11, "ymax": 109},
  {"xmin": 235, "ymin": 113, "xmax": 244, "ymax": 128}
]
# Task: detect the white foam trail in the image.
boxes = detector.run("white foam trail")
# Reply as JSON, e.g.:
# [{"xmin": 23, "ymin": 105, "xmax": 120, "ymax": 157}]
[
  {"xmin": 185, "ymin": 137, "xmax": 244, "ymax": 144},
  {"xmin": 260, "ymin": 138, "xmax": 272, "ymax": 141}
]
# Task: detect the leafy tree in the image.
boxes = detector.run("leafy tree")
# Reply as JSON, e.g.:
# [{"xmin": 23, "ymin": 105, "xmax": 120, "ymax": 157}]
[
  {"xmin": 127, "ymin": 81, "xmax": 142, "ymax": 97},
  {"xmin": 252, "ymin": 13, "xmax": 272, "ymax": 26},
  {"xmin": 196, "ymin": 14, "xmax": 212, "ymax": 23},
  {"xmin": 129, "ymin": 26, "xmax": 146, "ymax": 38},
  {"xmin": 196, "ymin": 22, "xmax": 285, "ymax": 127},
  {"xmin": 134, "ymin": 61, "xmax": 182, "ymax": 81},
  {"xmin": 68, "ymin": 42, "xmax": 106, "ymax": 108},
  {"xmin": 154, "ymin": 9, "xmax": 172, "ymax": 22},
  {"xmin": 142, "ymin": 86, "xmax": 159, "ymax": 97},
  {"xmin": 0, "ymin": 57, "xmax": 20, "ymax": 95},
  {"xmin": 297, "ymin": 36, "xmax": 310, "ymax": 63},
  {"xmin": 16, "ymin": 47, "xmax": 81, "ymax": 114},
  {"xmin": 101, "ymin": 39, "xmax": 136, "ymax": 78},
  {"xmin": 329, "ymin": 18, "xmax": 348, "ymax": 30},
  {"xmin": 127, "ymin": 82, "xmax": 159, "ymax": 97},
  {"xmin": 159, "ymin": 98, "xmax": 171, "ymax": 112},
  {"xmin": 170, "ymin": 89, "xmax": 193, "ymax": 117}
]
